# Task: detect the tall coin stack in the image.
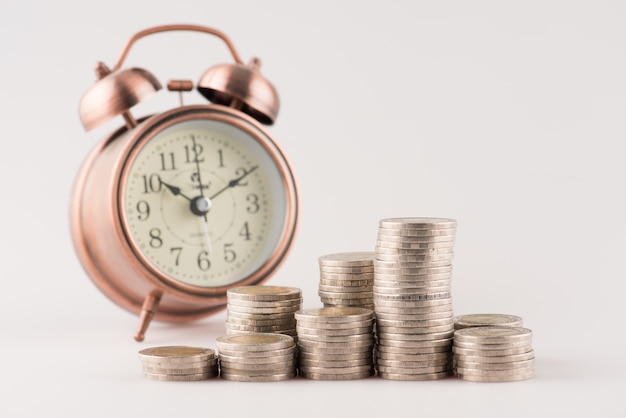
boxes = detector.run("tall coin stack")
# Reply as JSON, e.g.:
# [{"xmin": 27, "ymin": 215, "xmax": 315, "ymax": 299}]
[
  {"xmin": 138, "ymin": 346, "xmax": 218, "ymax": 381},
  {"xmin": 216, "ymin": 333, "xmax": 297, "ymax": 382},
  {"xmin": 295, "ymin": 307, "xmax": 376, "ymax": 380},
  {"xmin": 373, "ymin": 217, "xmax": 457, "ymax": 380},
  {"xmin": 318, "ymin": 252, "xmax": 375, "ymax": 310},
  {"xmin": 225, "ymin": 285, "xmax": 302, "ymax": 341},
  {"xmin": 453, "ymin": 326, "xmax": 535, "ymax": 382}
]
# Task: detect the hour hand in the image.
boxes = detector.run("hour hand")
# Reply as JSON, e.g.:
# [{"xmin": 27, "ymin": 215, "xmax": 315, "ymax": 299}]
[{"xmin": 160, "ymin": 179, "xmax": 192, "ymax": 201}]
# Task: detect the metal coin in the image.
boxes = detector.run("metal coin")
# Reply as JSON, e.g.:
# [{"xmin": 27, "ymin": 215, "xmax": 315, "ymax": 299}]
[
  {"xmin": 378, "ymin": 370, "xmax": 453, "ymax": 381},
  {"xmin": 225, "ymin": 305, "xmax": 301, "ymax": 314},
  {"xmin": 455, "ymin": 350, "xmax": 535, "ymax": 364},
  {"xmin": 376, "ymin": 227, "xmax": 456, "ymax": 237},
  {"xmin": 295, "ymin": 319, "xmax": 374, "ymax": 330},
  {"xmin": 453, "ymin": 340, "xmax": 532, "ymax": 351},
  {"xmin": 318, "ymin": 252, "xmax": 375, "ymax": 266},
  {"xmin": 217, "ymin": 346, "xmax": 296, "ymax": 358},
  {"xmin": 227, "ymin": 285, "xmax": 302, "ymax": 301},
  {"xmin": 142, "ymin": 371, "xmax": 217, "ymax": 381},
  {"xmin": 299, "ymin": 370, "xmax": 374, "ymax": 380},
  {"xmin": 218, "ymin": 353, "xmax": 295, "ymax": 365},
  {"xmin": 319, "ymin": 284, "xmax": 373, "ymax": 293},
  {"xmin": 226, "ymin": 322, "xmax": 295, "ymax": 333},
  {"xmin": 225, "ymin": 310, "xmax": 296, "ymax": 320},
  {"xmin": 219, "ymin": 360, "xmax": 297, "ymax": 371},
  {"xmin": 298, "ymin": 364, "xmax": 374, "ymax": 375},
  {"xmin": 457, "ymin": 369, "xmax": 535, "ymax": 382},
  {"xmin": 373, "ymin": 284, "xmax": 451, "ymax": 294},
  {"xmin": 452, "ymin": 345, "xmax": 532, "ymax": 357},
  {"xmin": 319, "ymin": 266, "xmax": 375, "ymax": 274},
  {"xmin": 375, "ymin": 350, "xmax": 452, "ymax": 361},
  {"xmin": 376, "ymin": 338, "xmax": 452, "ymax": 350},
  {"xmin": 374, "ymin": 303, "xmax": 454, "ymax": 315},
  {"xmin": 319, "ymin": 278, "xmax": 374, "ymax": 287},
  {"xmin": 297, "ymin": 357, "xmax": 373, "ymax": 368},
  {"xmin": 295, "ymin": 307, "xmax": 374, "ymax": 323},
  {"xmin": 453, "ymin": 314, "xmax": 524, "ymax": 330},
  {"xmin": 378, "ymin": 217, "xmax": 457, "ymax": 229},
  {"xmin": 142, "ymin": 365, "xmax": 216, "ymax": 375},
  {"xmin": 376, "ymin": 357, "xmax": 452, "ymax": 368},
  {"xmin": 296, "ymin": 325, "xmax": 373, "ymax": 337},
  {"xmin": 297, "ymin": 350, "xmax": 373, "ymax": 360},
  {"xmin": 297, "ymin": 343, "xmax": 374, "ymax": 355},
  {"xmin": 454, "ymin": 327, "xmax": 533, "ymax": 344},
  {"xmin": 455, "ymin": 358, "xmax": 535, "ymax": 370},
  {"xmin": 219, "ymin": 371, "xmax": 296, "ymax": 382},
  {"xmin": 375, "ymin": 310, "xmax": 454, "ymax": 321},
  {"xmin": 455, "ymin": 366, "xmax": 535, "ymax": 377},
  {"xmin": 297, "ymin": 332, "xmax": 375, "ymax": 343},
  {"xmin": 374, "ymin": 298, "xmax": 453, "ymax": 308},
  {"xmin": 376, "ymin": 317, "xmax": 454, "ymax": 328},
  {"xmin": 297, "ymin": 340, "xmax": 375, "ymax": 350},
  {"xmin": 376, "ymin": 364, "xmax": 453, "ymax": 374},
  {"xmin": 226, "ymin": 316, "xmax": 297, "ymax": 327},
  {"xmin": 216, "ymin": 333, "xmax": 295, "ymax": 352},
  {"xmin": 374, "ymin": 292, "xmax": 452, "ymax": 302},
  {"xmin": 227, "ymin": 297, "xmax": 303, "ymax": 308},
  {"xmin": 138, "ymin": 346, "xmax": 216, "ymax": 364}
]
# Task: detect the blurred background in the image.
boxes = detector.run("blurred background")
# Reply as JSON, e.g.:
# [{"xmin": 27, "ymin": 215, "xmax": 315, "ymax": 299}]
[{"xmin": 1, "ymin": 1, "xmax": 624, "ymax": 416}]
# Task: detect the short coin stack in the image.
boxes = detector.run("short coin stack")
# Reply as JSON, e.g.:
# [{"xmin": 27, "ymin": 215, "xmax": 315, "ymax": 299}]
[
  {"xmin": 225, "ymin": 285, "xmax": 302, "ymax": 341},
  {"xmin": 295, "ymin": 307, "xmax": 375, "ymax": 380},
  {"xmin": 318, "ymin": 252, "xmax": 375, "ymax": 310},
  {"xmin": 454, "ymin": 313, "xmax": 524, "ymax": 330},
  {"xmin": 453, "ymin": 326, "xmax": 535, "ymax": 382},
  {"xmin": 216, "ymin": 333, "xmax": 297, "ymax": 382},
  {"xmin": 138, "ymin": 346, "xmax": 218, "ymax": 381},
  {"xmin": 373, "ymin": 217, "xmax": 457, "ymax": 380}
]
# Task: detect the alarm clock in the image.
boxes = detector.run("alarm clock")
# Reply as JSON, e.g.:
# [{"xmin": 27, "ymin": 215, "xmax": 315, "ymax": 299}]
[{"xmin": 70, "ymin": 24, "xmax": 299, "ymax": 341}]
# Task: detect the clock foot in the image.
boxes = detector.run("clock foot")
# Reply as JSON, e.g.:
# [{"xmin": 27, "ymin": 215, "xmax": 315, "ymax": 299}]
[{"xmin": 134, "ymin": 291, "xmax": 163, "ymax": 342}]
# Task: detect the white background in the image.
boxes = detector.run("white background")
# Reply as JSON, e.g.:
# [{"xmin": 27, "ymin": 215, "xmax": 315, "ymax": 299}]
[{"xmin": 1, "ymin": 0, "xmax": 624, "ymax": 416}]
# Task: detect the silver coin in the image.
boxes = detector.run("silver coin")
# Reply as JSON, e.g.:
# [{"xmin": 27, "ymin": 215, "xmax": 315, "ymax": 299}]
[
  {"xmin": 219, "ymin": 359, "xmax": 297, "ymax": 371},
  {"xmin": 216, "ymin": 333, "xmax": 295, "ymax": 352},
  {"xmin": 376, "ymin": 338, "xmax": 453, "ymax": 350},
  {"xmin": 374, "ymin": 298, "xmax": 453, "ymax": 308},
  {"xmin": 455, "ymin": 365, "xmax": 535, "ymax": 377},
  {"xmin": 457, "ymin": 369, "xmax": 535, "ymax": 382},
  {"xmin": 378, "ymin": 370, "xmax": 453, "ymax": 381},
  {"xmin": 319, "ymin": 278, "xmax": 375, "ymax": 287},
  {"xmin": 373, "ymin": 283, "xmax": 451, "ymax": 293},
  {"xmin": 378, "ymin": 217, "xmax": 457, "ymax": 229},
  {"xmin": 455, "ymin": 358, "xmax": 535, "ymax": 371},
  {"xmin": 374, "ymin": 303, "xmax": 454, "ymax": 315},
  {"xmin": 373, "ymin": 266, "xmax": 453, "ymax": 276},
  {"xmin": 297, "ymin": 332, "xmax": 375, "ymax": 343},
  {"xmin": 297, "ymin": 339, "xmax": 375, "ymax": 350},
  {"xmin": 319, "ymin": 252, "xmax": 375, "ymax": 266},
  {"xmin": 297, "ymin": 357, "xmax": 373, "ymax": 367},
  {"xmin": 376, "ymin": 364, "xmax": 453, "ymax": 375},
  {"xmin": 227, "ymin": 285, "xmax": 302, "ymax": 301},
  {"xmin": 374, "ymin": 292, "xmax": 452, "ymax": 302},
  {"xmin": 226, "ymin": 305, "xmax": 301, "ymax": 314},
  {"xmin": 376, "ymin": 317, "xmax": 454, "ymax": 328},
  {"xmin": 453, "ymin": 314, "xmax": 524, "ymax": 330},
  {"xmin": 217, "ymin": 346, "xmax": 296, "ymax": 358},
  {"xmin": 142, "ymin": 365, "xmax": 216, "ymax": 375},
  {"xmin": 295, "ymin": 319, "xmax": 374, "ymax": 330},
  {"xmin": 298, "ymin": 364, "xmax": 374, "ymax": 375},
  {"xmin": 219, "ymin": 371, "xmax": 296, "ymax": 382},
  {"xmin": 453, "ymin": 340, "xmax": 533, "ymax": 351},
  {"xmin": 226, "ymin": 322, "xmax": 295, "ymax": 333},
  {"xmin": 374, "ymin": 262, "xmax": 453, "ymax": 274},
  {"xmin": 295, "ymin": 307, "xmax": 374, "ymax": 323},
  {"xmin": 319, "ymin": 284, "xmax": 373, "ymax": 293},
  {"xmin": 138, "ymin": 346, "xmax": 216, "ymax": 364},
  {"xmin": 375, "ymin": 310, "xmax": 454, "ymax": 321},
  {"xmin": 297, "ymin": 349, "xmax": 373, "ymax": 360},
  {"xmin": 297, "ymin": 343, "xmax": 374, "ymax": 355},
  {"xmin": 299, "ymin": 370, "xmax": 374, "ymax": 380},
  {"xmin": 319, "ymin": 266, "xmax": 375, "ymax": 274},
  {"xmin": 455, "ymin": 350, "xmax": 535, "ymax": 364},
  {"xmin": 218, "ymin": 353, "xmax": 295, "ymax": 365},
  {"xmin": 226, "ymin": 316, "xmax": 297, "ymax": 327},
  {"xmin": 142, "ymin": 371, "xmax": 217, "ymax": 381},
  {"xmin": 377, "ymin": 227, "xmax": 457, "ymax": 237},
  {"xmin": 296, "ymin": 325, "xmax": 373, "ymax": 337},
  {"xmin": 318, "ymin": 290, "xmax": 373, "ymax": 299},
  {"xmin": 454, "ymin": 327, "xmax": 533, "ymax": 344},
  {"xmin": 376, "ymin": 234, "xmax": 456, "ymax": 245},
  {"xmin": 375, "ymin": 350, "xmax": 452, "ymax": 361},
  {"xmin": 227, "ymin": 297, "xmax": 303, "ymax": 308},
  {"xmin": 225, "ymin": 310, "xmax": 296, "ymax": 320},
  {"xmin": 374, "ymin": 277, "xmax": 452, "ymax": 288},
  {"xmin": 376, "ymin": 357, "xmax": 453, "ymax": 367},
  {"xmin": 452, "ymin": 345, "xmax": 531, "ymax": 357}
]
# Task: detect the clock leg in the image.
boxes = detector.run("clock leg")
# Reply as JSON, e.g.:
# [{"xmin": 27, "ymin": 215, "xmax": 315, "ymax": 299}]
[{"xmin": 134, "ymin": 290, "xmax": 163, "ymax": 342}]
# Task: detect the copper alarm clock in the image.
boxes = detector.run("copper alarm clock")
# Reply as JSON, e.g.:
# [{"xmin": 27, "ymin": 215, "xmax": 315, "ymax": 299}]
[{"xmin": 70, "ymin": 25, "xmax": 299, "ymax": 341}]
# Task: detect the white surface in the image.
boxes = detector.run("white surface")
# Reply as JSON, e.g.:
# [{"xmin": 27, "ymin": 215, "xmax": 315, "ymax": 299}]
[{"xmin": 1, "ymin": 0, "xmax": 624, "ymax": 416}]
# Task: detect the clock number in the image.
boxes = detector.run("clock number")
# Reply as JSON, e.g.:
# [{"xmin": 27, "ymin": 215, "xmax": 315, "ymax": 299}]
[
  {"xmin": 234, "ymin": 167, "xmax": 249, "ymax": 186},
  {"xmin": 217, "ymin": 149, "xmax": 225, "ymax": 167},
  {"xmin": 136, "ymin": 200, "xmax": 150, "ymax": 220},
  {"xmin": 224, "ymin": 243, "xmax": 236, "ymax": 263},
  {"xmin": 142, "ymin": 174, "xmax": 163, "ymax": 194},
  {"xmin": 239, "ymin": 222, "xmax": 252, "ymax": 241},
  {"xmin": 170, "ymin": 247, "xmax": 182, "ymax": 266},
  {"xmin": 159, "ymin": 152, "xmax": 176, "ymax": 171},
  {"xmin": 184, "ymin": 143, "xmax": 204, "ymax": 163},
  {"xmin": 246, "ymin": 194, "xmax": 260, "ymax": 214},
  {"xmin": 149, "ymin": 228, "xmax": 163, "ymax": 248},
  {"xmin": 197, "ymin": 251, "xmax": 211, "ymax": 271}
]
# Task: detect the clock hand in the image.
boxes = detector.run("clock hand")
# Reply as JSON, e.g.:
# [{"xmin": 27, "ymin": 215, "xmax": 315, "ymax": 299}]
[
  {"xmin": 160, "ymin": 179, "xmax": 193, "ymax": 201},
  {"xmin": 190, "ymin": 135, "xmax": 210, "ymax": 224},
  {"xmin": 209, "ymin": 165, "xmax": 259, "ymax": 200}
]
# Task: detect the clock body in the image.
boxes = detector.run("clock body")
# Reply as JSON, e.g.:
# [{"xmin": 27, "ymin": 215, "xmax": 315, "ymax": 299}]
[{"xmin": 70, "ymin": 104, "xmax": 298, "ymax": 323}]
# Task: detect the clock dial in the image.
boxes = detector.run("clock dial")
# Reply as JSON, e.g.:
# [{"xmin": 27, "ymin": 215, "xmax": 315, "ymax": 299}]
[{"xmin": 121, "ymin": 117, "xmax": 288, "ymax": 288}]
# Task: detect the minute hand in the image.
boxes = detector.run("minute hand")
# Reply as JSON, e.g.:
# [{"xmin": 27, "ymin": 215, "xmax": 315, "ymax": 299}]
[{"xmin": 209, "ymin": 166, "xmax": 259, "ymax": 200}]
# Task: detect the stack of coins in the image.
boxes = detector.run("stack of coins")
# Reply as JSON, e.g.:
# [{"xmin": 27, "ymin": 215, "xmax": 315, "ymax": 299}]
[
  {"xmin": 454, "ymin": 314, "xmax": 524, "ymax": 330},
  {"xmin": 453, "ymin": 326, "xmax": 535, "ymax": 382},
  {"xmin": 295, "ymin": 307, "xmax": 375, "ymax": 380},
  {"xmin": 225, "ymin": 285, "xmax": 302, "ymax": 341},
  {"xmin": 318, "ymin": 252, "xmax": 375, "ymax": 310},
  {"xmin": 373, "ymin": 217, "xmax": 457, "ymax": 380},
  {"xmin": 216, "ymin": 333, "xmax": 297, "ymax": 382},
  {"xmin": 137, "ymin": 346, "xmax": 218, "ymax": 381}
]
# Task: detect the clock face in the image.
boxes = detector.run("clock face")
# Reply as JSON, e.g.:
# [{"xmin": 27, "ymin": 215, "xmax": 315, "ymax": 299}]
[{"xmin": 120, "ymin": 114, "xmax": 290, "ymax": 288}]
